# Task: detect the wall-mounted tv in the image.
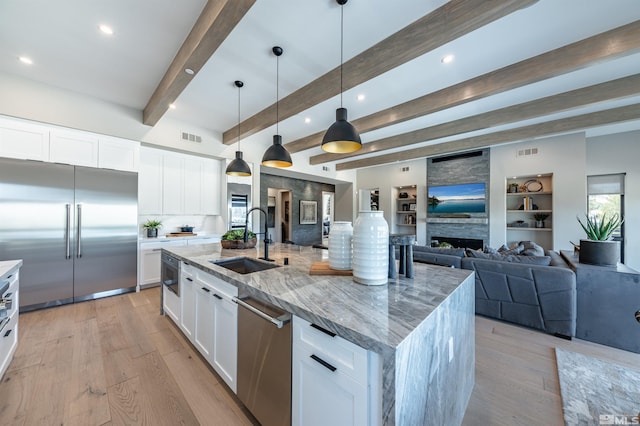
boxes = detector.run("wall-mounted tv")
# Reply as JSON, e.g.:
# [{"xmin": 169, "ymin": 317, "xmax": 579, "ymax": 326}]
[{"xmin": 428, "ymin": 182, "xmax": 486, "ymax": 214}]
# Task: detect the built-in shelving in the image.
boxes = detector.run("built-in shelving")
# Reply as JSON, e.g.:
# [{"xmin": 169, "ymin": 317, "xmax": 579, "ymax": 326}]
[
  {"xmin": 393, "ymin": 186, "xmax": 417, "ymax": 235},
  {"xmin": 505, "ymin": 174, "xmax": 553, "ymax": 249}
]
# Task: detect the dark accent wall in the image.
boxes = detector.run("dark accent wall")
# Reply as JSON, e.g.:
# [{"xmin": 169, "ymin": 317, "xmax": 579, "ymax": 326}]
[
  {"xmin": 426, "ymin": 149, "xmax": 490, "ymax": 247},
  {"xmin": 260, "ymin": 173, "xmax": 335, "ymax": 246}
]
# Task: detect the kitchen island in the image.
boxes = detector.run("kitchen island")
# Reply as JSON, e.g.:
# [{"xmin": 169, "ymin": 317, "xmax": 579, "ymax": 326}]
[{"xmin": 162, "ymin": 243, "xmax": 475, "ymax": 426}]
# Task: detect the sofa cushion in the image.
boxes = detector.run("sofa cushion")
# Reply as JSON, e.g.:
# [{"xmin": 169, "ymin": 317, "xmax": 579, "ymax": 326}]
[
  {"xmin": 465, "ymin": 249, "xmax": 551, "ymax": 265},
  {"xmin": 519, "ymin": 240, "xmax": 545, "ymax": 257},
  {"xmin": 413, "ymin": 246, "xmax": 465, "ymax": 257}
]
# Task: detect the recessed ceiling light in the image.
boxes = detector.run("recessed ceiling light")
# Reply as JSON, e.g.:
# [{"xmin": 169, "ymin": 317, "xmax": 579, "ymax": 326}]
[
  {"xmin": 18, "ymin": 56, "xmax": 33, "ymax": 65},
  {"xmin": 304, "ymin": 117, "xmax": 311, "ymax": 124},
  {"xmin": 184, "ymin": 68, "xmax": 194, "ymax": 75},
  {"xmin": 99, "ymin": 24, "xmax": 114, "ymax": 35},
  {"xmin": 357, "ymin": 94, "xmax": 365, "ymax": 101},
  {"xmin": 441, "ymin": 54, "xmax": 455, "ymax": 64},
  {"xmin": 169, "ymin": 104, "xmax": 176, "ymax": 110}
]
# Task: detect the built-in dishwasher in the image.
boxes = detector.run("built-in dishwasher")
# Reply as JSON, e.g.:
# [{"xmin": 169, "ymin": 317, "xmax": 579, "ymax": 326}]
[{"xmin": 235, "ymin": 295, "xmax": 292, "ymax": 426}]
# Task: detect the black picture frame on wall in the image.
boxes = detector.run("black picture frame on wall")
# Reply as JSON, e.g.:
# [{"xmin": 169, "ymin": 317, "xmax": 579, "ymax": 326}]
[{"xmin": 300, "ymin": 200, "xmax": 317, "ymax": 225}]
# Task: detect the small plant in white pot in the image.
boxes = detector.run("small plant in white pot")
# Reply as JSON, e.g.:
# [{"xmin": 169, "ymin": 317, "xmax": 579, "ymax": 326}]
[
  {"xmin": 577, "ymin": 213, "xmax": 623, "ymax": 266},
  {"xmin": 533, "ymin": 213, "xmax": 549, "ymax": 228}
]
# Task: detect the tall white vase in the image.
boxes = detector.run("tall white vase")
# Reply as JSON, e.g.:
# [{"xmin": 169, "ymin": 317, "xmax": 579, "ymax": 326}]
[
  {"xmin": 328, "ymin": 221, "xmax": 353, "ymax": 270},
  {"xmin": 352, "ymin": 211, "xmax": 389, "ymax": 286}
]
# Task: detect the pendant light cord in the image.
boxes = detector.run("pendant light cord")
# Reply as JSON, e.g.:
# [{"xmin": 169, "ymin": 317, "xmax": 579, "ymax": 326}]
[
  {"xmin": 340, "ymin": 3, "xmax": 344, "ymax": 108},
  {"xmin": 276, "ymin": 53, "xmax": 279, "ymax": 135},
  {"xmin": 237, "ymin": 84, "xmax": 241, "ymax": 151}
]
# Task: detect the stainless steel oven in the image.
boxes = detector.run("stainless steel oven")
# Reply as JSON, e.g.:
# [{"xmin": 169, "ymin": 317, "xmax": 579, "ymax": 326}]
[{"xmin": 161, "ymin": 253, "xmax": 180, "ymax": 297}]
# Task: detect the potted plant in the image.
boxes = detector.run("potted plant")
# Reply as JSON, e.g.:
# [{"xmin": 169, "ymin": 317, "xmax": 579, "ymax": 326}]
[
  {"xmin": 533, "ymin": 213, "xmax": 549, "ymax": 228},
  {"xmin": 221, "ymin": 229, "xmax": 257, "ymax": 249},
  {"xmin": 577, "ymin": 213, "xmax": 624, "ymax": 266},
  {"xmin": 143, "ymin": 219, "xmax": 162, "ymax": 238}
]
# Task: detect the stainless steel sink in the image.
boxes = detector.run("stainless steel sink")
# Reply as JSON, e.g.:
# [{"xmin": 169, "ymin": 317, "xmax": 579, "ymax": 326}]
[{"xmin": 211, "ymin": 257, "xmax": 280, "ymax": 274}]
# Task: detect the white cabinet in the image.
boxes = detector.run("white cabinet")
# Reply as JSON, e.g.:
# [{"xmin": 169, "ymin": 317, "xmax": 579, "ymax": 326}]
[
  {"xmin": 0, "ymin": 117, "xmax": 50, "ymax": 161},
  {"xmin": 180, "ymin": 262, "xmax": 197, "ymax": 341},
  {"xmin": 162, "ymin": 155, "xmax": 184, "ymax": 215},
  {"xmin": 138, "ymin": 147, "xmax": 164, "ymax": 215},
  {"xmin": 163, "ymin": 284, "xmax": 181, "ymax": 324},
  {"xmin": 187, "ymin": 236, "xmax": 221, "ymax": 246},
  {"xmin": 194, "ymin": 282, "xmax": 215, "ymax": 359},
  {"xmin": 183, "ymin": 156, "xmax": 202, "ymax": 214},
  {"xmin": 0, "ymin": 267, "xmax": 20, "ymax": 380},
  {"xmin": 98, "ymin": 136, "xmax": 139, "ymax": 172},
  {"xmin": 292, "ymin": 316, "xmax": 377, "ymax": 426},
  {"xmin": 49, "ymin": 129, "xmax": 99, "ymax": 167},
  {"xmin": 201, "ymin": 159, "xmax": 221, "ymax": 215},
  {"xmin": 197, "ymin": 271, "xmax": 238, "ymax": 393},
  {"xmin": 138, "ymin": 240, "xmax": 186, "ymax": 287}
]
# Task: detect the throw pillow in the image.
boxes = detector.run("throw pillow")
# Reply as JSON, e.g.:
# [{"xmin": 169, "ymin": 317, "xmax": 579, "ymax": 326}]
[
  {"xmin": 465, "ymin": 249, "xmax": 551, "ymax": 265},
  {"xmin": 498, "ymin": 244, "xmax": 524, "ymax": 255},
  {"xmin": 519, "ymin": 240, "xmax": 545, "ymax": 257}
]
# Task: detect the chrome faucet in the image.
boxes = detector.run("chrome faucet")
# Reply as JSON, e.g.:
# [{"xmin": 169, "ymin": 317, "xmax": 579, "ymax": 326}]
[{"xmin": 245, "ymin": 207, "xmax": 274, "ymax": 261}]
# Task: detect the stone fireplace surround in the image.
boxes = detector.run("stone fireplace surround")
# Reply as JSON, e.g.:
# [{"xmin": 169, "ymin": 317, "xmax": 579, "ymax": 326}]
[{"xmin": 431, "ymin": 236, "xmax": 483, "ymax": 250}]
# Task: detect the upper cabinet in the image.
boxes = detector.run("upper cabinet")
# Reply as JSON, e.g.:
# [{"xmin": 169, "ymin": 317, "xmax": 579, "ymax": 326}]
[
  {"xmin": 0, "ymin": 117, "xmax": 50, "ymax": 162},
  {"xmin": 49, "ymin": 129, "xmax": 99, "ymax": 167},
  {"xmin": 139, "ymin": 146, "xmax": 222, "ymax": 216},
  {"xmin": 98, "ymin": 136, "xmax": 140, "ymax": 172}
]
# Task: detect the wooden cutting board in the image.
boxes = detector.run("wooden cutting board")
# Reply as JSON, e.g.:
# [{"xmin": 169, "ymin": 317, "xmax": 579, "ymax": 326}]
[
  {"xmin": 309, "ymin": 261, "xmax": 352, "ymax": 276},
  {"xmin": 166, "ymin": 232, "xmax": 197, "ymax": 237}
]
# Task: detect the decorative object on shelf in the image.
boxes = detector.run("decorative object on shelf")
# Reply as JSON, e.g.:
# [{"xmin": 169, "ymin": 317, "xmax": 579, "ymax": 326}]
[
  {"xmin": 321, "ymin": 0, "xmax": 362, "ymax": 154},
  {"xmin": 510, "ymin": 220, "xmax": 529, "ymax": 228},
  {"xmin": 399, "ymin": 192, "xmax": 408, "ymax": 198},
  {"xmin": 577, "ymin": 213, "xmax": 624, "ymax": 266},
  {"xmin": 221, "ymin": 229, "xmax": 257, "ymax": 249},
  {"xmin": 524, "ymin": 179, "xmax": 543, "ymax": 192},
  {"xmin": 143, "ymin": 219, "xmax": 162, "ymax": 238},
  {"xmin": 299, "ymin": 200, "xmax": 317, "ymax": 224},
  {"xmin": 533, "ymin": 213, "xmax": 549, "ymax": 228},
  {"xmin": 402, "ymin": 204, "xmax": 408, "ymax": 211},
  {"xmin": 262, "ymin": 46, "xmax": 292, "ymax": 168},
  {"xmin": 352, "ymin": 211, "xmax": 389, "ymax": 285},
  {"xmin": 507, "ymin": 183, "xmax": 519, "ymax": 193},
  {"xmin": 409, "ymin": 203, "xmax": 416, "ymax": 211},
  {"xmin": 226, "ymin": 80, "xmax": 252, "ymax": 177},
  {"xmin": 328, "ymin": 221, "xmax": 353, "ymax": 270}
]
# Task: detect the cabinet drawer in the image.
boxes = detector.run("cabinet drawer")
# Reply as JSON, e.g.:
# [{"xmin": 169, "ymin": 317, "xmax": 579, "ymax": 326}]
[
  {"xmin": 181, "ymin": 262, "xmax": 196, "ymax": 279},
  {"xmin": 196, "ymin": 271, "xmax": 238, "ymax": 298},
  {"xmin": 0, "ymin": 312, "xmax": 18, "ymax": 378},
  {"xmin": 293, "ymin": 316, "xmax": 368, "ymax": 384}
]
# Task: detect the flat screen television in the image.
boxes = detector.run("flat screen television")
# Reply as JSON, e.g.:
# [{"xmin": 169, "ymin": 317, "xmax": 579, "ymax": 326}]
[{"xmin": 428, "ymin": 182, "xmax": 486, "ymax": 214}]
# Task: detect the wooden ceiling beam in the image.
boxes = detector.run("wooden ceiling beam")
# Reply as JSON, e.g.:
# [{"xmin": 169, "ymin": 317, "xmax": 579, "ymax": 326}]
[
  {"xmin": 143, "ymin": 0, "xmax": 255, "ymax": 126},
  {"xmin": 309, "ymin": 73, "xmax": 640, "ymax": 164},
  {"xmin": 334, "ymin": 103, "xmax": 640, "ymax": 170},
  {"xmin": 288, "ymin": 20, "xmax": 640, "ymax": 154},
  {"xmin": 221, "ymin": 0, "xmax": 539, "ymax": 144}
]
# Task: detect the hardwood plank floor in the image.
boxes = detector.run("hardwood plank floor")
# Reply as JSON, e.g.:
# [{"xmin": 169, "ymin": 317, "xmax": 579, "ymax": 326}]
[{"xmin": 1, "ymin": 287, "xmax": 638, "ymax": 425}]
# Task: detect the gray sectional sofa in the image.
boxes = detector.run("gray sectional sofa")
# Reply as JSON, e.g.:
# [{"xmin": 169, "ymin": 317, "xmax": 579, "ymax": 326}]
[{"xmin": 411, "ymin": 245, "xmax": 577, "ymax": 337}]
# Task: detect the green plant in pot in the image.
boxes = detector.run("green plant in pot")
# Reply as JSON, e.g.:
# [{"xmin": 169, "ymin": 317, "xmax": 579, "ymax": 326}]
[
  {"xmin": 221, "ymin": 229, "xmax": 257, "ymax": 249},
  {"xmin": 577, "ymin": 213, "xmax": 624, "ymax": 266},
  {"xmin": 533, "ymin": 212, "xmax": 549, "ymax": 228},
  {"xmin": 143, "ymin": 219, "xmax": 162, "ymax": 238}
]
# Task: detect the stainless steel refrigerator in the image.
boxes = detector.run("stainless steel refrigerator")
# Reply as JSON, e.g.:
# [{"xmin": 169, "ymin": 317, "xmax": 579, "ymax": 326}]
[{"xmin": 0, "ymin": 157, "xmax": 138, "ymax": 311}]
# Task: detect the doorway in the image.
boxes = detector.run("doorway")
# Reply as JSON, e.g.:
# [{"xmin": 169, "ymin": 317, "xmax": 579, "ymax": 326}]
[{"xmin": 322, "ymin": 191, "xmax": 334, "ymax": 245}]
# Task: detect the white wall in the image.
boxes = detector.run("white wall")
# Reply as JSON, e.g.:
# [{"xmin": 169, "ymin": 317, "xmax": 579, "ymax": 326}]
[
  {"xmin": 356, "ymin": 159, "xmax": 427, "ymax": 245},
  {"xmin": 586, "ymin": 130, "xmax": 640, "ymax": 270},
  {"xmin": 490, "ymin": 132, "xmax": 587, "ymax": 251}
]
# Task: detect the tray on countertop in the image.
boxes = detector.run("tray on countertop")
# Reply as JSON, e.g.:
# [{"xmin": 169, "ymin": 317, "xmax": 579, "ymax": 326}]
[
  {"xmin": 309, "ymin": 261, "xmax": 352, "ymax": 276},
  {"xmin": 166, "ymin": 232, "xmax": 197, "ymax": 237}
]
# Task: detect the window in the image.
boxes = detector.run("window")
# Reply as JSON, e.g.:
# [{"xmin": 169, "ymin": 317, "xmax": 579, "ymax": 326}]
[{"xmin": 587, "ymin": 173, "xmax": 625, "ymax": 262}]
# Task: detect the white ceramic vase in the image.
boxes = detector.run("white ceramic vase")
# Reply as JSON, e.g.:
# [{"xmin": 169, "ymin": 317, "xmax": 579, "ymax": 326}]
[
  {"xmin": 328, "ymin": 221, "xmax": 353, "ymax": 270},
  {"xmin": 352, "ymin": 211, "xmax": 389, "ymax": 285}
]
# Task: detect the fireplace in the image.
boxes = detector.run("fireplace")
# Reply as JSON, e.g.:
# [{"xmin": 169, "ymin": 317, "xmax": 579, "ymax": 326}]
[{"xmin": 431, "ymin": 236, "xmax": 483, "ymax": 250}]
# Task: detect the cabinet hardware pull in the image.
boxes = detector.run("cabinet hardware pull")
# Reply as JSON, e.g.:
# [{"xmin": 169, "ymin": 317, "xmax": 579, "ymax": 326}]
[
  {"xmin": 6, "ymin": 275, "xmax": 11, "ymax": 279},
  {"xmin": 152, "ymin": 248, "xmax": 162, "ymax": 252},
  {"xmin": 186, "ymin": 277, "xmax": 193, "ymax": 282},
  {"xmin": 311, "ymin": 323, "xmax": 336, "ymax": 337},
  {"xmin": 213, "ymin": 293, "xmax": 223, "ymax": 300},
  {"xmin": 310, "ymin": 354, "xmax": 337, "ymax": 372},
  {"xmin": 4, "ymin": 329, "xmax": 11, "ymax": 337},
  {"xmin": 201, "ymin": 287, "xmax": 210, "ymax": 293}
]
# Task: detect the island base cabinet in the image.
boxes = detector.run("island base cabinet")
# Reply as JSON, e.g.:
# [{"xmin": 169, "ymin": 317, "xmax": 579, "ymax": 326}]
[
  {"xmin": 162, "ymin": 285, "xmax": 180, "ymax": 324},
  {"xmin": 211, "ymin": 296, "xmax": 237, "ymax": 393},
  {"xmin": 292, "ymin": 316, "xmax": 380, "ymax": 426},
  {"xmin": 180, "ymin": 263, "xmax": 196, "ymax": 341},
  {"xmin": 194, "ymin": 284, "xmax": 214, "ymax": 360}
]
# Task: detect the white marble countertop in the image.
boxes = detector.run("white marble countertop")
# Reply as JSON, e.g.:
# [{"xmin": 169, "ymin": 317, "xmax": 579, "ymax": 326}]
[
  {"xmin": 163, "ymin": 242, "xmax": 473, "ymax": 353},
  {"xmin": 139, "ymin": 234, "xmax": 222, "ymax": 243},
  {"xmin": 0, "ymin": 260, "xmax": 23, "ymax": 279}
]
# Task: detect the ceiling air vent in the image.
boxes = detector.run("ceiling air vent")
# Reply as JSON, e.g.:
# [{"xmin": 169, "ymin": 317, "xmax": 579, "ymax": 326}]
[
  {"xmin": 181, "ymin": 132, "xmax": 202, "ymax": 143},
  {"xmin": 516, "ymin": 147, "xmax": 539, "ymax": 157}
]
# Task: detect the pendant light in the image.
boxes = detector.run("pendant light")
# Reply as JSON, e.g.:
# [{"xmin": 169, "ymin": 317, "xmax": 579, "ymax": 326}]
[
  {"xmin": 262, "ymin": 46, "xmax": 293, "ymax": 168},
  {"xmin": 226, "ymin": 80, "xmax": 252, "ymax": 177},
  {"xmin": 321, "ymin": 0, "xmax": 362, "ymax": 154}
]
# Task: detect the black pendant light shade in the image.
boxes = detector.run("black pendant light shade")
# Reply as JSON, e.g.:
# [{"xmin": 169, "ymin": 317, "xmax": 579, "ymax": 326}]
[
  {"xmin": 262, "ymin": 46, "xmax": 293, "ymax": 168},
  {"xmin": 262, "ymin": 135, "xmax": 292, "ymax": 168},
  {"xmin": 226, "ymin": 80, "xmax": 252, "ymax": 176},
  {"xmin": 321, "ymin": 0, "xmax": 362, "ymax": 154},
  {"xmin": 321, "ymin": 107, "xmax": 361, "ymax": 153}
]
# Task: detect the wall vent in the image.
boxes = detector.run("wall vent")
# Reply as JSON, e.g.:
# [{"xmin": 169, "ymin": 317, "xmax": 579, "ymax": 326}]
[
  {"xmin": 181, "ymin": 132, "xmax": 202, "ymax": 143},
  {"xmin": 322, "ymin": 166, "xmax": 330, "ymax": 172},
  {"xmin": 431, "ymin": 150, "xmax": 482, "ymax": 163},
  {"xmin": 516, "ymin": 147, "xmax": 539, "ymax": 157},
  {"xmin": 401, "ymin": 166, "xmax": 410, "ymax": 172}
]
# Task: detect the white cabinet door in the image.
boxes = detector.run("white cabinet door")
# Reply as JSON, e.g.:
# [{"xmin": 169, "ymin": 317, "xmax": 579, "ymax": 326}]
[
  {"xmin": 140, "ymin": 248, "xmax": 162, "ymax": 285},
  {"xmin": 180, "ymin": 263, "xmax": 196, "ymax": 342},
  {"xmin": 0, "ymin": 118, "xmax": 50, "ymax": 161},
  {"xmin": 139, "ymin": 147, "xmax": 163, "ymax": 215},
  {"xmin": 183, "ymin": 156, "xmax": 202, "ymax": 214},
  {"xmin": 49, "ymin": 129, "xmax": 99, "ymax": 167},
  {"xmin": 98, "ymin": 136, "xmax": 140, "ymax": 172},
  {"xmin": 201, "ymin": 158, "xmax": 221, "ymax": 215},
  {"xmin": 162, "ymin": 154, "xmax": 184, "ymax": 215},
  {"xmin": 163, "ymin": 285, "xmax": 181, "ymax": 324},
  {"xmin": 194, "ymin": 283, "xmax": 215, "ymax": 360},
  {"xmin": 212, "ymin": 295, "xmax": 237, "ymax": 393}
]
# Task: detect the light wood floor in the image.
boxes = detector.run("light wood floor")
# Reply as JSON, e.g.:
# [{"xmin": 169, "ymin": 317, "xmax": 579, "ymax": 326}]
[{"xmin": 1, "ymin": 288, "xmax": 638, "ymax": 425}]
